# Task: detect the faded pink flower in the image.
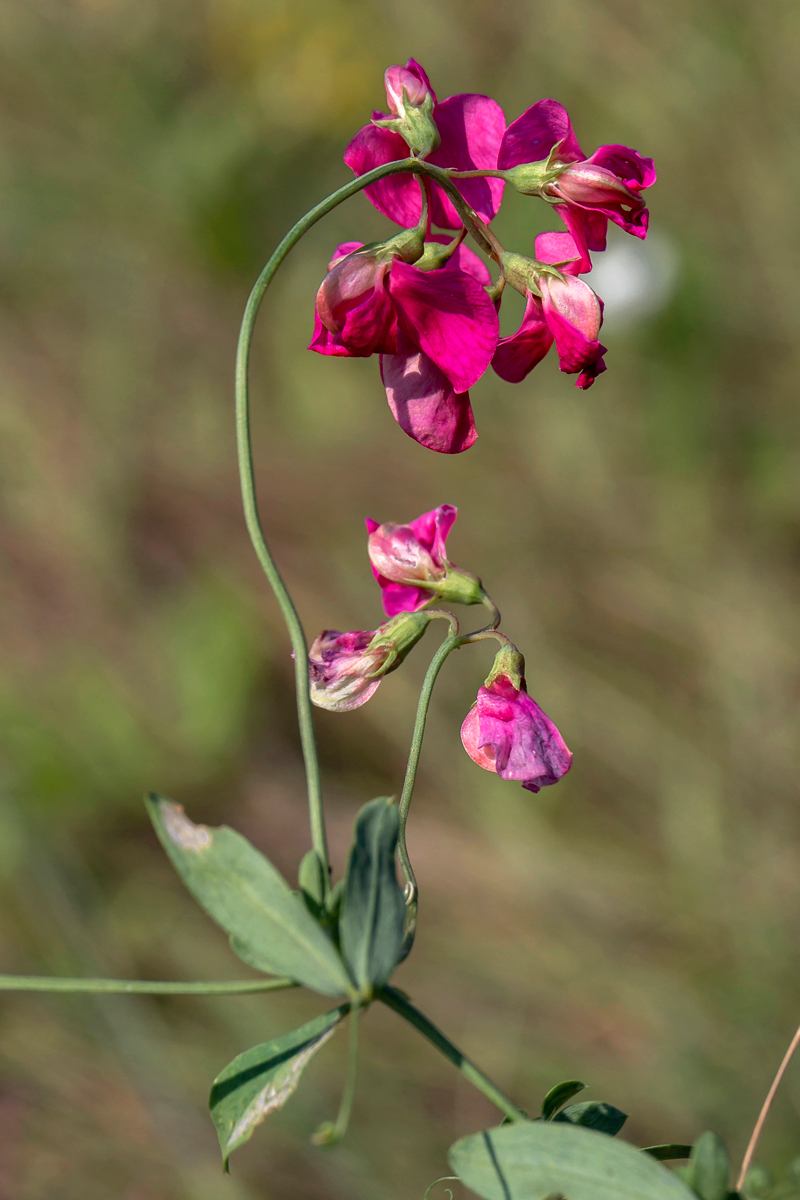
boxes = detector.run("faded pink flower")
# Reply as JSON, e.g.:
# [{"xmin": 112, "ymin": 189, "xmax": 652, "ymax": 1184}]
[
  {"xmin": 461, "ymin": 646, "xmax": 572, "ymax": 793},
  {"xmin": 366, "ymin": 504, "xmax": 484, "ymax": 617},
  {"xmin": 498, "ymin": 98, "xmax": 655, "ymax": 270},
  {"xmin": 344, "ymin": 58, "xmax": 506, "ymax": 230},
  {"xmin": 311, "ymin": 238, "xmax": 498, "ymax": 453},
  {"xmin": 309, "ymin": 612, "xmax": 429, "ymax": 712},
  {"xmin": 493, "ymin": 232, "xmax": 606, "ymax": 389}
]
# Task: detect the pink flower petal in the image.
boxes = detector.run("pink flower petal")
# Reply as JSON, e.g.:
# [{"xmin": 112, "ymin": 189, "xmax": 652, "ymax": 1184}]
[
  {"xmin": 343, "ymin": 125, "xmax": 423, "ymax": 227},
  {"xmin": 384, "ymin": 59, "xmax": 436, "ymax": 113},
  {"xmin": 556, "ymin": 203, "xmax": 607, "ymax": 268},
  {"xmin": 588, "ymin": 143, "xmax": 656, "ymax": 190},
  {"xmin": 389, "ymin": 260, "xmax": 498, "ymax": 392},
  {"xmin": 308, "ymin": 311, "xmax": 355, "ymax": 357},
  {"xmin": 428, "ymin": 94, "xmax": 506, "ymax": 227},
  {"xmin": 380, "ymin": 337, "xmax": 478, "ymax": 454},
  {"xmin": 461, "ymin": 675, "xmax": 572, "ymax": 792},
  {"xmin": 406, "ymin": 504, "xmax": 457, "ymax": 565},
  {"xmin": 540, "ymin": 275, "xmax": 607, "ymax": 377},
  {"xmin": 498, "ymin": 98, "xmax": 584, "ymax": 170},
  {"xmin": 534, "ymin": 230, "xmax": 583, "ymax": 275},
  {"xmin": 492, "ymin": 294, "xmax": 553, "ymax": 383}
]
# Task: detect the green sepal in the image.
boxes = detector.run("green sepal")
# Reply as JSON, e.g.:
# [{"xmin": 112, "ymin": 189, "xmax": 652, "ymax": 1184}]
[
  {"xmin": 146, "ymin": 794, "xmax": 352, "ymax": 997},
  {"xmin": 339, "ymin": 797, "xmax": 406, "ymax": 998},
  {"xmin": 448, "ymin": 1121, "xmax": 697, "ymax": 1200},
  {"xmin": 554, "ymin": 1100, "xmax": 628, "ymax": 1136},
  {"xmin": 541, "ymin": 1079, "xmax": 587, "ymax": 1120},
  {"xmin": 677, "ymin": 1133, "xmax": 730, "ymax": 1200},
  {"xmin": 209, "ymin": 1006, "xmax": 347, "ymax": 1167}
]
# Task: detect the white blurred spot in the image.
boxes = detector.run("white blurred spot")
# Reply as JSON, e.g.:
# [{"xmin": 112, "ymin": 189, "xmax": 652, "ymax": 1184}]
[{"xmin": 587, "ymin": 229, "xmax": 680, "ymax": 327}]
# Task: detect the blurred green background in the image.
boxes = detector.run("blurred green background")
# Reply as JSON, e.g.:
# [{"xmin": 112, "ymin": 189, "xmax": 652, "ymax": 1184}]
[{"xmin": 1, "ymin": 0, "xmax": 800, "ymax": 1195}]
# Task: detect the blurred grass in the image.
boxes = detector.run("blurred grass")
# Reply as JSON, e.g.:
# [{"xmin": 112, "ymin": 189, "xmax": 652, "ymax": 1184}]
[{"xmin": 1, "ymin": 0, "xmax": 800, "ymax": 1195}]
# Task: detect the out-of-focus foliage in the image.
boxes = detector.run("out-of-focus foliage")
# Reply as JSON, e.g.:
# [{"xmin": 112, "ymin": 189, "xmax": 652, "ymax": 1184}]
[{"xmin": 1, "ymin": 0, "xmax": 800, "ymax": 1196}]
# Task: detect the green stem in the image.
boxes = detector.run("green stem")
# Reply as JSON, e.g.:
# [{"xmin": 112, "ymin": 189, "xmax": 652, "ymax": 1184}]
[
  {"xmin": 0, "ymin": 974, "xmax": 297, "ymax": 995},
  {"xmin": 398, "ymin": 625, "xmax": 461, "ymax": 897},
  {"xmin": 378, "ymin": 986, "xmax": 525, "ymax": 1123},
  {"xmin": 235, "ymin": 156, "xmax": 502, "ymax": 891}
]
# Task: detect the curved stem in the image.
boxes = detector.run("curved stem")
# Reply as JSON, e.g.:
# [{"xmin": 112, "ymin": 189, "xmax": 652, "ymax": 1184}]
[
  {"xmin": 0, "ymin": 974, "xmax": 297, "ymax": 996},
  {"xmin": 378, "ymin": 985, "xmax": 526, "ymax": 1123},
  {"xmin": 736, "ymin": 1019, "xmax": 800, "ymax": 1190},
  {"xmin": 236, "ymin": 156, "xmax": 502, "ymax": 889},
  {"xmin": 398, "ymin": 624, "xmax": 462, "ymax": 898}
]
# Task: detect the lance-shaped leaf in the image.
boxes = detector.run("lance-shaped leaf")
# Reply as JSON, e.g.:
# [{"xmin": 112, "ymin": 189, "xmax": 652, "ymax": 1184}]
[
  {"xmin": 449, "ymin": 1121, "xmax": 697, "ymax": 1200},
  {"xmin": 553, "ymin": 1099, "xmax": 628, "ymax": 1136},
  {"xmin": 541, "ymin": 1078, "xmax": 587, "ymax": 1120},
  {"xmin": 146, "ymin": 794, "xmax": 352, "ymax": 997},
  {"xmin": 210, "ymin": 1007, "xmax": 346, "ymax": 1167},
  {"xmin": 339, "ymin": 797, "xmax": 406, "ymax": 994}
]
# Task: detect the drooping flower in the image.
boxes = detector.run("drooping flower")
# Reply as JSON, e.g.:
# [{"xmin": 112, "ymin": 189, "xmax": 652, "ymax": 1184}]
[
  {"xmin": 498, "ymin": 98, "xmax": 655, "ymax": 268},
  {"xmin": 461, "ymin": 644, "xmax": 572, "ymax": 793},
  {"xmin": 493, "ymin": 232, "xmax": 606, "ymax": 389},
  {"xmin": 366, "ymin": 503, "xmax": 484, "ymax": 617},
  {"xmin": 309, "ymin": 612, "xmax": 430, "ymax": 712},
  {"xmin": 311, "ymin": 237, "xmax": 498, "ymax": 453},
  {"xmin": 344, "ymin": 58, "xmax": 506, "ymax": 230}
]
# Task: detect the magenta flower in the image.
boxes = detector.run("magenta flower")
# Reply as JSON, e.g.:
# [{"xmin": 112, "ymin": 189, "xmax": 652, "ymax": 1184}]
[
  {"xmin": 461, "ymin": 646, "xmax": 572, "ymax": 793},
  {"xmin": 366, "ymin": 504, "xmax": 484, "ymax": 617},
  {"xmin": 493, "ymin": 232, "xmax": 606, "ymax": 389},
  {"xmin": 309, "ymin": 612, "xmax": 429, "ymax": 712},
  {"xmin": 498, "ymin": 98, "xmax": 655, "ymax": 268},
  {"xmin": 344, "ymin": 58, "xmax": 506, "ymax": 230},
  {"xmin": 311, "ymin": 238, "xmax": 498, "ymax": 453}
]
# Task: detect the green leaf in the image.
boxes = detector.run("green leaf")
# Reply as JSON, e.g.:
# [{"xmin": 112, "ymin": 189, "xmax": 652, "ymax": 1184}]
[
  {"xmin": 541, "ymin": 1079, "xmax": 587, "ymax": 1120},
  {"xmin": 146, "ymin": 794, "xmax": 352, "ymax": 997},
  {"xmin": 339, "ymin": 797, "xmax": 406, "ymax": 994},
  {"xmin": 210, "ymin": 1007, "xmax": 346, "ymax": 1167},
  {"xmin": 554, "ymin": 1100, "xmax": 628, "ymax": 1136},
  {"xmin": 680, "ymin": 1133, "xmax": 730, "ymax": 1200},
  {"xmin": 449, "ymin": 1120, "xmax": 697, "ymax": 1200},
  {"xmin": 645, "ymin": 1147, "xmax": 694, "ymax": 1162}
]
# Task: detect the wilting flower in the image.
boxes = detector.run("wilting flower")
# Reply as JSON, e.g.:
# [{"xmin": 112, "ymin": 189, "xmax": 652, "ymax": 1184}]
[
  {"xmin": 311, "ymin": 238, "xmax": 498, "ymax": 453},
  {"xmin": 366, "ymin": 503, "xmax": 484, "ymax": 616},
  {"xmin": 493, "ymin": 232, "xmax": 606, "ymax": 389},
  {"xmin": 498, "ymin": 98, "xmax": 655, "ymax": 269},
  {"xmin": 344, "ymin": 58, "xmax": 506, "ymax": 230},
  {"xmin": 309, "ymin": 612, "xmax": 430, "ymax": 712},
  {"xmin": 461, "ymin": 644, "xmax": 572, "ymax": 792}
]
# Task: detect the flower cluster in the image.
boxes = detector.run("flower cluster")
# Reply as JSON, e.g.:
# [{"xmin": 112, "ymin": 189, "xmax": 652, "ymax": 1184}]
[
  {"xmin": 309, "ymin": 505, "xmax": 571, "ymax": 794},
  {"xmin": 310, "ymin": 58, "xmax": 655, "ymax": 454}
]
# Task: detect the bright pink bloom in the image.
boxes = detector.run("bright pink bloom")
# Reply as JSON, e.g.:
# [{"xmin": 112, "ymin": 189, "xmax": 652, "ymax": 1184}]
[
  {"xmin": 493, "ymin": 232, "xmax": 606, "ymax": 389},
  {"xmin": 311, "ymin": 239, "xmax": 497, "ymax": 453},
  {"xmin": 366, "ymin": 503, "xmax": 484, "ymax": 616},
  {"xmin": 498, "ymin": 99, "xmax": 655, "ymax": 268},
  {"xmin": 461, "ymin": 659, "xmax": 572, "ymax": 793},
  {"xmin": 344, "ymin": 59, "xmax": 506, "ymax": 230},
  {"xmin": 366, "ymin": 504, "xmax": 456, "ymax": 617}
]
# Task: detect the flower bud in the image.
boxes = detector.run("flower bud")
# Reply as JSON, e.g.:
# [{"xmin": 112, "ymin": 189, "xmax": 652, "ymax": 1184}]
[
  {"xmin": 309, "ymin": 613, "xmax": 430, "ymax": 712},
  {"xmin": 371, "ymin": 59, "xmax": 440, "ymax": 158},
  {"xmin": 461, "ymin": 642, "xmax": 572, "ymax": 792}
]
